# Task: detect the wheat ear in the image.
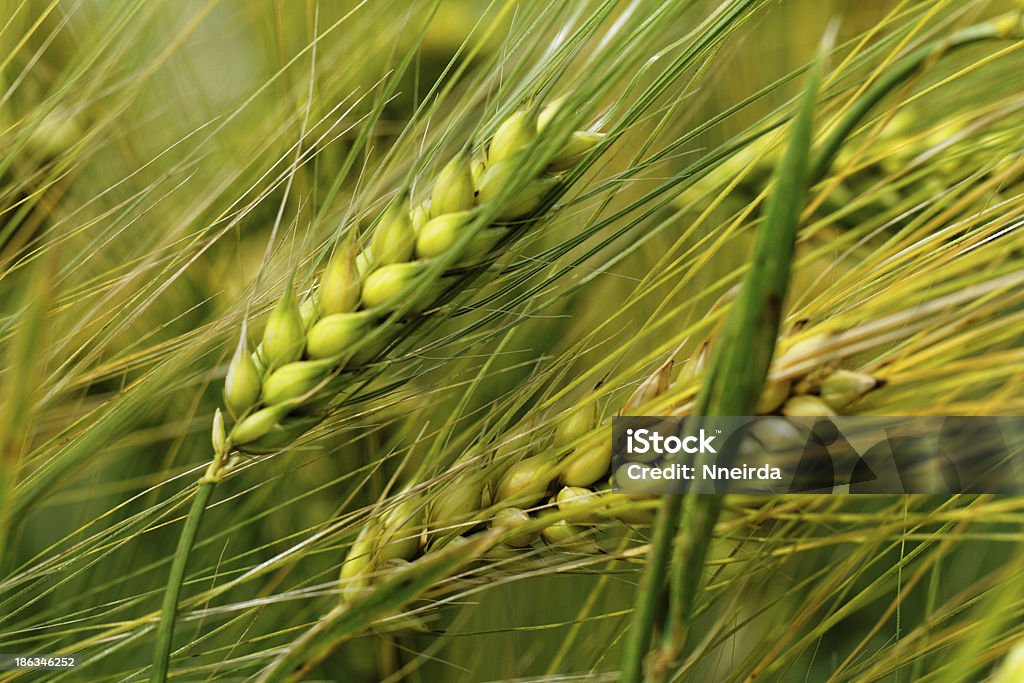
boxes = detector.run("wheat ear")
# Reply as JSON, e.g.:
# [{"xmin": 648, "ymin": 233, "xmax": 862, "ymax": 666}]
[
  {"xmin": 337, "ymin": 322, "xmax": 884, "ymax": 598},
  {"xmin": 215, "ymin": 100, "xmax": 604, "ymax": 464},
  {"xmin": 153, "ymin": 99, "xmax": 603, "ymax": 683}
]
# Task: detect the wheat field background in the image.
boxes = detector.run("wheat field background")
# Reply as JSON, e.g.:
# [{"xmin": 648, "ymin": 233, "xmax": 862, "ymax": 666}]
[{"xmin": 1, "ymin": 1, "xmax": 1023, "ymax": 681}]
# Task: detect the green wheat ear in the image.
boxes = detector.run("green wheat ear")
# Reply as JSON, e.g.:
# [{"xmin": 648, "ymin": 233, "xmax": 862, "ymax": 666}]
[
  {"xmin": 216, "ymin": 102, "xmax": 604, "ymax": 462},
  {"xmin": 336, "ymin": 315, "xmax": 888, "ymax": 597}
]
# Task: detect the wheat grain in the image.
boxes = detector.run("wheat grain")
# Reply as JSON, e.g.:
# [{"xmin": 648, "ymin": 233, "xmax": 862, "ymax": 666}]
[
  {"xmin": 490, "ymin": 507, "xmax": 538, "ymax": 548},
  {"xmin": 818, "ymin": 369, "xmax": 880, "ymax": 408}
]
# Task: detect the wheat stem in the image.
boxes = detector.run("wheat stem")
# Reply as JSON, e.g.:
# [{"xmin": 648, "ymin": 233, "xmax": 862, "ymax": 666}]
[
  {"xmin": 619, "ymin": 494, "xmax": 682, "ymax": 683},
  {"xmin": 627, "ymin": 32, "xmax": 824, "ymax": 682},
  {"xmin": 152, "ymin": 480, "xmax": 215, "ymax": 683}
]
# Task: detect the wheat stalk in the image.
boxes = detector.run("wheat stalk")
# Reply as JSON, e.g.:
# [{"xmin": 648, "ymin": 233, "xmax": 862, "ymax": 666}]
[{"xmin": 151, "ymin": 98, "xmax": 605, "ymax": 682}]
